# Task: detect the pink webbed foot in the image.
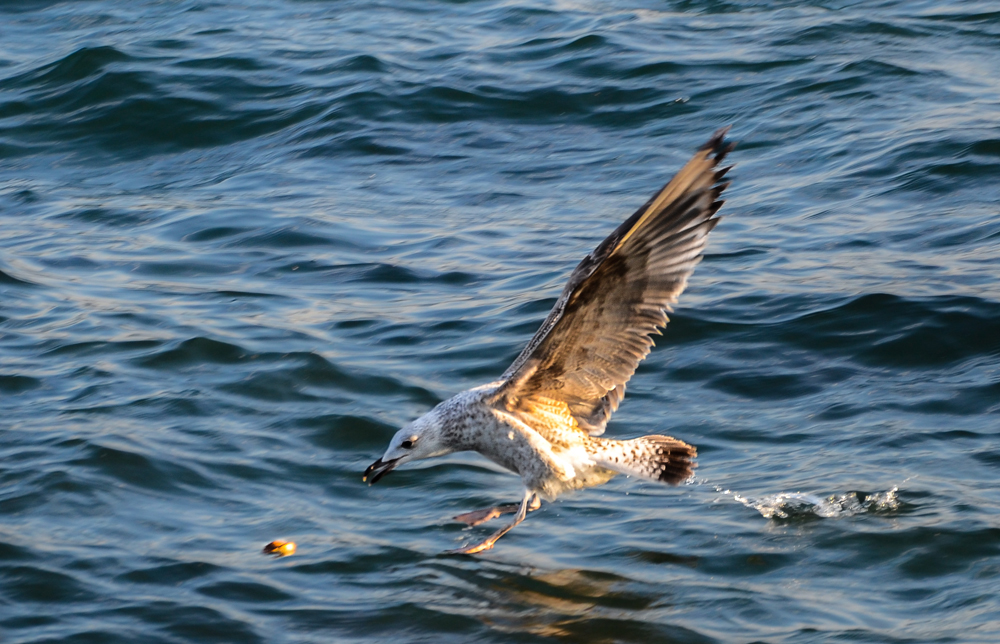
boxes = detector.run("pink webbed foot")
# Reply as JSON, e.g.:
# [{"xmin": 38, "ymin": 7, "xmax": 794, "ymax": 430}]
[
  {"xmin": 453, "ymin": 504, "xmax": 518, "ymax": 527},
  {"xmin": 445, "ymin": 491, "xmax": 538, "ymax": 555}
]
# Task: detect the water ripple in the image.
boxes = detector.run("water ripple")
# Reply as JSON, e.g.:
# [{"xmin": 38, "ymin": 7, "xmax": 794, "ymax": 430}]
[{"xmin": 1, "ymin": 0, "xmax": 999, "ymax": 642}]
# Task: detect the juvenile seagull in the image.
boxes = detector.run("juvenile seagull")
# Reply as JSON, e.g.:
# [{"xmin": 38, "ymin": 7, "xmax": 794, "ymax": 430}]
[{"xmin": 365, "ymin": 128, "xmax": 734, "ymax": 554}]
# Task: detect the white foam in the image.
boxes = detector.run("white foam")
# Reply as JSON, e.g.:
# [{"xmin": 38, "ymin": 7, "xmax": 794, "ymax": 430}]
[{"xmin": 703, "ymin": 481, "xmax": 903, "ymax": 519}]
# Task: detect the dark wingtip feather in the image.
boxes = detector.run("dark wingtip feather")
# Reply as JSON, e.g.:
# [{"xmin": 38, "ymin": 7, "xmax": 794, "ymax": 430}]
[
  {"xmin": 700, "ymin": 125, "xmax": 731, "ymax": 151},
  {"xmin": 698, "ymin": 127, "xmax": 737, "ymax": 169},
  {"xmin": 711, "ymin": 181, "xmax": 731, "ymax": 201},
  {"xmin": 700, "ymin": 125, "xmax": 736, "ymax": 159},
  {"xmin": 714, "ymin": 165, "xmax": 735, "ymax": 183}
]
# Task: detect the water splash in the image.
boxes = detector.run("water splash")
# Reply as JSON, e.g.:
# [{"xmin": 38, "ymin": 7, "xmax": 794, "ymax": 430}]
[{"xmin": 705, "ymin": 482, "xmax": 903, "ymax": 519}]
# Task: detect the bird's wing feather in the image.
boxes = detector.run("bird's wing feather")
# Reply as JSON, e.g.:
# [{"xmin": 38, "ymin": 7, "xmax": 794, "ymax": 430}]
[{"xmin": 492, "ymin": 128, "xmax": 734, "ymax": 436}]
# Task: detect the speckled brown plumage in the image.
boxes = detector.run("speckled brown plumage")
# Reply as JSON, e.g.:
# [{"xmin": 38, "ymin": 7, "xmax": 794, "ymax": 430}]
[{"xmin": 365, "ymin": 128, "xmax": 734, "ymax": 553}]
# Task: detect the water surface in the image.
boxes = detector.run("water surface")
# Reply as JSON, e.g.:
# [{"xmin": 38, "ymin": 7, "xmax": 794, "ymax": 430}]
[{"xmin": 2, "ymin": 1, "xmax": 999, "ymax": 642}]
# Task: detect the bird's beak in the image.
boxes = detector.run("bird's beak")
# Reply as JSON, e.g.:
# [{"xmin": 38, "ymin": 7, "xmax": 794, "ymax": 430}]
[{"xmin": 363, "ymin": 457, "xmax": 400, "ymax": 485}]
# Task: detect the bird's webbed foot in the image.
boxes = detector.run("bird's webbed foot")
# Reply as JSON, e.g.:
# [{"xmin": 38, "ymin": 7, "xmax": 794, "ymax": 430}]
[
  {"xmin": 453, "ymin": 495, "xmax": 541, "ymax": 527},
  {"xmin": 445, "ymin": 491, "xmax": 537, "ymax": 555}
]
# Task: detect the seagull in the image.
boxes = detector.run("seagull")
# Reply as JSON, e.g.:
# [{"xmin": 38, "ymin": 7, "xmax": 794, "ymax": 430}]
[{"xmin": 364, "ymin": 128, "xmax": 734, "ymax": 554}]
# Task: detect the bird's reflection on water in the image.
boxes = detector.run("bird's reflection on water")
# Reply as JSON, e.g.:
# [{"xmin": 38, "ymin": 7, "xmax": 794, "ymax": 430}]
[{"xmin": 423, "ymin": 561, "xmax": 698, "ymax": 641}]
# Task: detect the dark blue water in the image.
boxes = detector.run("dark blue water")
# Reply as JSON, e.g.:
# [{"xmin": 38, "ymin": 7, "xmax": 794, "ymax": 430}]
[{"xmin": 2, "ymin": 1, "xmax": 999, "ymax": 642}]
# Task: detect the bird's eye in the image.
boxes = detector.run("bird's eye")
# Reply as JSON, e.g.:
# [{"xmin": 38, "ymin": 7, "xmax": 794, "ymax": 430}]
[{"xmin": 401, "ymin": 439, "xmax": 414, "ymax": 449}]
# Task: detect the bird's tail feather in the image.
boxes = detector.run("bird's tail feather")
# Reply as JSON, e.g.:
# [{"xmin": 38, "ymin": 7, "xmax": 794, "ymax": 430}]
[{"xmin": 591, "ymin": 435, "xmax": 696, "ymax": 485}]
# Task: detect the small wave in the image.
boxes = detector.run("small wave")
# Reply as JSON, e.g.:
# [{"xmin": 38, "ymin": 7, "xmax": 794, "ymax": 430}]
[
  {"xmin": 682, "ymin": 293, "xmax": 1000, "ymax": 371},
  {"xmin": 714, "ymin": 485, "xmax": 902, "ymax": 519},
  {"xmin": 0, "ymin": 374, "xmax": 42, "ymax": 394},
  {"xmin": 2, "ymin": 44, "xmax": 321, "ymax": 157},
  {"xmin": 0, "ymin": 267, "xmax": 36, "ymax": 287}
]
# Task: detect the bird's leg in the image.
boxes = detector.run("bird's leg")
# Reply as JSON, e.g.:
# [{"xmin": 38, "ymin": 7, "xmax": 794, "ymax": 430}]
[
  {"xmin": 446, "ymin": 490, "xmax": 536, "ymax": 555},
  {"xmin": 453, "ymin": 494, "xmax": 541, "ymax": 527}
]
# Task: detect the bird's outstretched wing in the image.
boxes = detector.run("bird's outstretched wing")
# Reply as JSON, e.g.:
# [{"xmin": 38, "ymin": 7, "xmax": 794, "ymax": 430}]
[{"xmin": 493, "ymin": 128, "xmax": 734, "ymax": 436}]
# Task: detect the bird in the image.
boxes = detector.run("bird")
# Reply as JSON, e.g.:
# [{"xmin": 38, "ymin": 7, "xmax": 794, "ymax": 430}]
[{"xmin": 364, "ymin": 127, "xmax": 734, "ymax": 554}]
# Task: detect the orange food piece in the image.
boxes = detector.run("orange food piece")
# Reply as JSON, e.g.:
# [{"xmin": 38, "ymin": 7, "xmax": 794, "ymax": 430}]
[{"xmin": 262, "ymin": 540, "xmax": 296, "ymax": 556}]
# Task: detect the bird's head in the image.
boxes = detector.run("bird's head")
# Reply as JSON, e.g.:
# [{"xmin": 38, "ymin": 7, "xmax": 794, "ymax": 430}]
[{"xmin": 363, "ymin": 408, "xmax": 453, "ymax": 485}]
